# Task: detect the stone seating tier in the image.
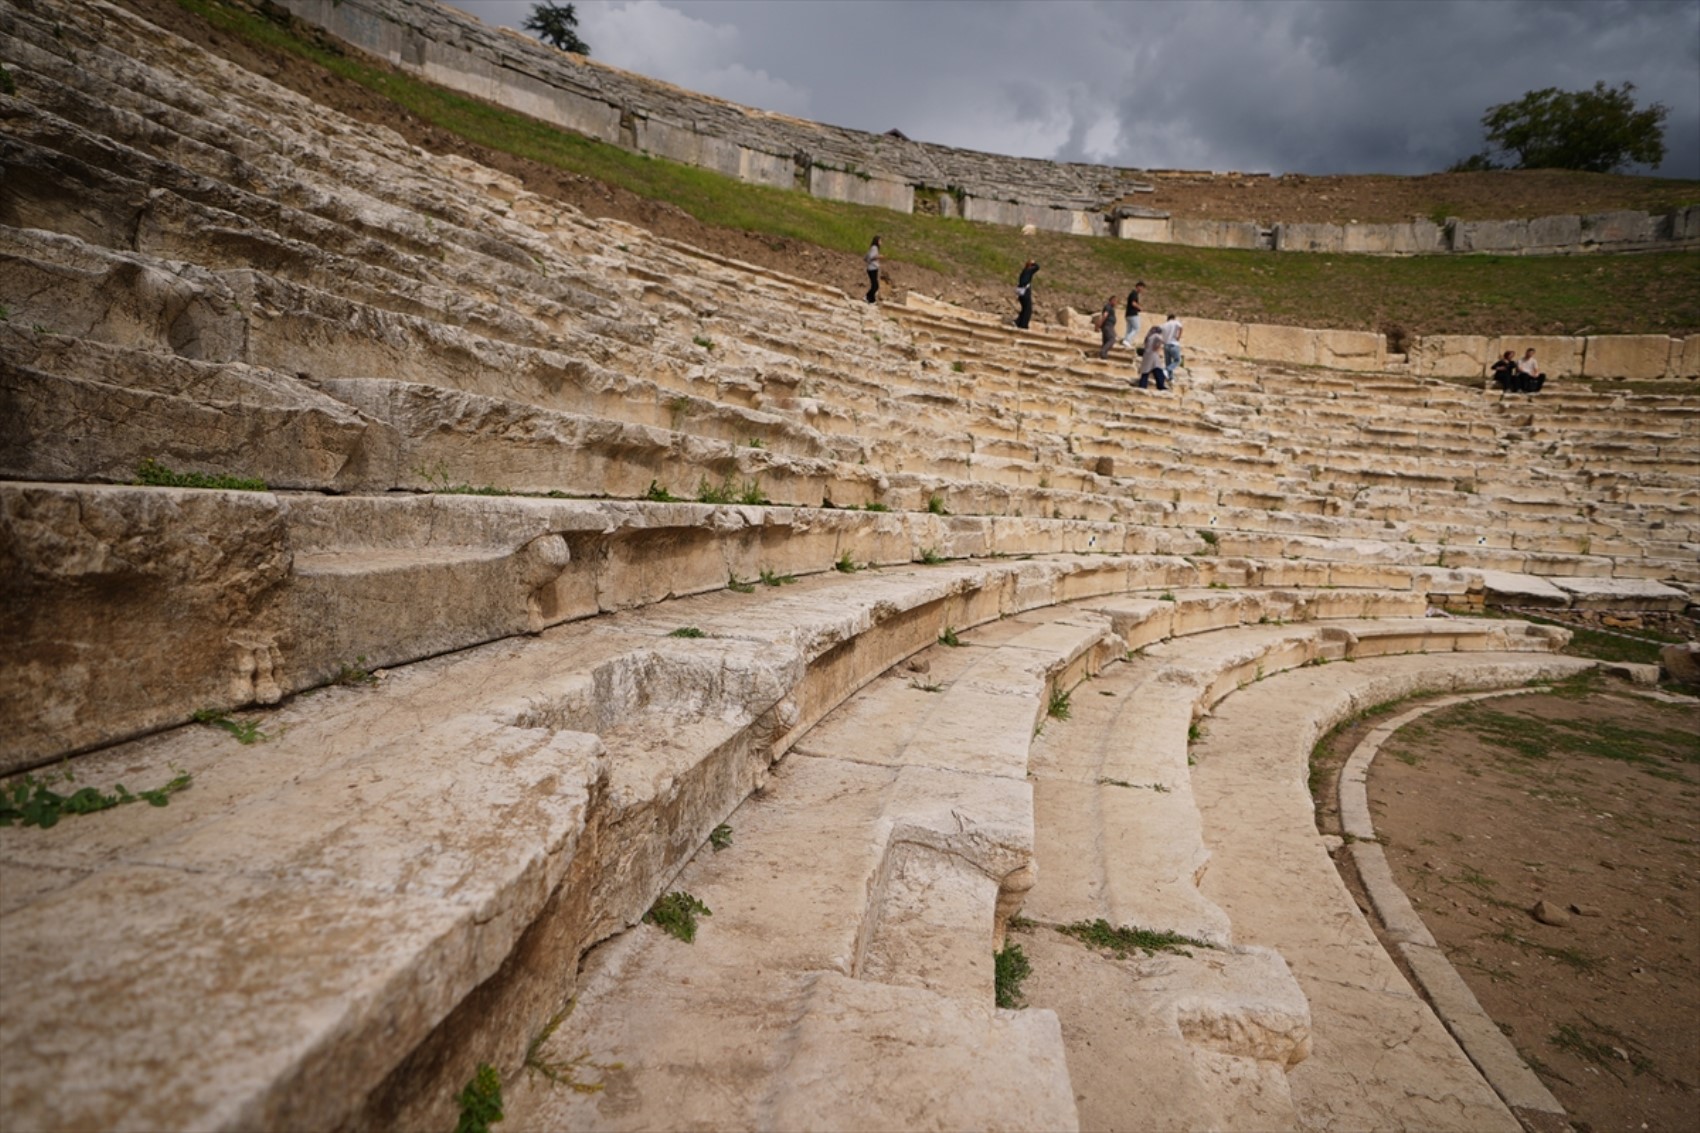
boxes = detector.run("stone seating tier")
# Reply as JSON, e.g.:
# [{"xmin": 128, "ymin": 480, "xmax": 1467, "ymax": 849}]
[
  {"xmin": 0, "ymin": 542, "xmax": 1578, "ymax": 1131},
  {"xmin": 6, "ymin": 4, "xmax": 1695, "ymax": 568}
]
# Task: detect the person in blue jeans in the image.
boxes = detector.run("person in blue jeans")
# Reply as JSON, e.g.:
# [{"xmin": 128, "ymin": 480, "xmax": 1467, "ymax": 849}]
[{"xmin": 1160, "ymin": 314, "xmax": 1184, "ymax": 372}]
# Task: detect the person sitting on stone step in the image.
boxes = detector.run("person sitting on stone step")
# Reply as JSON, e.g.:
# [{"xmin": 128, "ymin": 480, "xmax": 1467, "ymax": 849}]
[
  {"xmin": 1490, "ymin": 350, "xmax": 1518, "ymax": 391},
  {"xmin": 1516, "ymin": 348, "xmax": 1547, "ymax": 393}
]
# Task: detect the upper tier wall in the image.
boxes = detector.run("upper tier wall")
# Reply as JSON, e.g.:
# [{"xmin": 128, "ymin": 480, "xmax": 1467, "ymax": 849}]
[{"xmin": 281, "ymin": 0, "xmax": 1700, "ymax": 257}]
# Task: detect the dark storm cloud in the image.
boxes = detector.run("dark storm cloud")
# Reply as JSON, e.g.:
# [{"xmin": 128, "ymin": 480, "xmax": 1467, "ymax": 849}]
[{"xmin": 445, "ymin": 0, "xmax": 1700, "ymax": 177}]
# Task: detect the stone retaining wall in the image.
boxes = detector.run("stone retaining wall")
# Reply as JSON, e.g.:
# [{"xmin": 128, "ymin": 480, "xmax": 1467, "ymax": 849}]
[
  {"xmin": 281, "ymin": 0, "xmax": 1700, "ymax": 257},
  {"xmin": 1126, "ymin": 315, "xmax": 1697, "ymax": 380}
]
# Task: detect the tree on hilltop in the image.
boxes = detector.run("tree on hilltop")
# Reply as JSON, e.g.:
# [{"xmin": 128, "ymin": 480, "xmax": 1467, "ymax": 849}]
[
  {"xmin": 1451, "ymin": 81, "xmax": 1667, "ymax": 174},
  {"xmin": 524, "ymin": 2, "xmax": 590, "ymax": 56}
]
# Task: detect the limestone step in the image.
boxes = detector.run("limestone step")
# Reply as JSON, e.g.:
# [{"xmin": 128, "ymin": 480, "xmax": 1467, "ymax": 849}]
[
  {"xmin": 1, "ymin": 556, "xmax": 1184, "ymax": 1132},
  {"xmin": 484, "ymin": 609, "xmax": 1120, "ymax": 1132},
  {"xmin": 1191, "ymin": 651, "xmax": 1596, "ymax": 1130}
]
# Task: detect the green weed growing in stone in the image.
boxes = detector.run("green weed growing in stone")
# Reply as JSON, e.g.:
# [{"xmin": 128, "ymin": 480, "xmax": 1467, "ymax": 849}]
[
  {"xmin": 644, "ymin": 480, "xmax": 678, "ymax": 502},
  {"xmin": 951, "ymin": 360, "xmax": 965, "ymax": 373},
  {"xmin": 835, "ymin": 552, "xmax": 860, "ymax": 573},
  {"xmin": 1048, "ymin": 688, "xmax": 1071, "ymax": 720},
  {"xmin": 728, "ymin": 574, "xmax": 755, "ymax": 593},
  {"xmin": 938, "ymin": 626, "xmax": 963, "ymax": 647},
  {"xmin": 759, "ymin": 568, "xmax": 796, "ymax": 586},
  {"xmin": 331, "ymin": 656, "xmax": 376, "ymax": 686},
  {"xmin": 1197, "ymin": 529, "xmax": 1219, "ymax": 550},
  {"xmin": 919, "ymin": 547, "xmax": 944, "ymax": 565},
  {"xmin": 453, "ymin": 1063, "xmax": 503, "ymax": 1133},
  {"xmin": 0, "ymin": 65, "xmax": 15, "ymax": 96},
  {"xmin": 695, "ymin": 477, "xmax": 735, "ymax": 504},
  {"xmin": 524, "ymin": 1002, "xmax": 621, "ymax": 1094},
  {"xmin": 863, "ymin": 501, "xmax": 889, "ymax": 512},
  {"xmin": 668, "ymin": 627, "xmax": 707, "ymax": 639},
  {"xmin": 645, "ymin": 891, "xmax": 711, "ymax": 942},
  {"xmin": 709, "ymin": 823, "xmax": 733, "ymax": 851},
  {"xmin": 692, "ymin": 335, "xmax": 713, "ymax": 351},
  {"xmin": 192, "ymin": 708, "xmax": 266, "ymax": 744},
  {"xmin": 136, "ymin": 459, "xmax": 266, "ymax": 492},
  {"xmin": 0, "ymin": 766, "xmax": 192, "ymax": 829},
  {"xmin": 1059, "ymin": 919, "xmax": 1213, "ymax": 959},
  {"xmin": 927, "ymin": 494, "xmax": 949, "ymax": 516},
  {"xmin": 994, "ymin": 941, "xmax": 1031, "ymax": 1008},
  {"xmin": 737, "ymin": 480, "xmax": 770, "ymax": 506},
  {"xmin": 1159, "ymin": 592, "xmax": 1176, "ymax": 602}
]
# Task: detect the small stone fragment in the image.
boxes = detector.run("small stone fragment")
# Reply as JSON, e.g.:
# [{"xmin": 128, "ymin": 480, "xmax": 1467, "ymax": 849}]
[
  {"xmin": 1531, "ymin": 899, "xmax": 1571, "ymax": 927},
  {"xmin": 1570, "ymin": 903, "xmax": 1603, "ymax": 917}
]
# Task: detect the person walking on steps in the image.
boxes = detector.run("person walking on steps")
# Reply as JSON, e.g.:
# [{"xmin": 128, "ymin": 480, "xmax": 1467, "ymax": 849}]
[
  {"xmin": 1160, "ymin": 314, "xmax": 1184, "ymax": 374},
  {"xmin": 864, "ymin": 235, "xmax": 882, "ymax": 303},
  {"xmin": 1137, "ymin": 324, "xmax": 1168, "ymax": 390},
  {"xmin": 1015, "ymin": 260, "xmax": 1039, "ymax": 328},
  {"xmin": 1119, "ymin": 281, "xmax": 1145, "ymax": 348},
  {"xmin": 1095, "ymin": 295, "xmax": 1118, "ymax": 359}
]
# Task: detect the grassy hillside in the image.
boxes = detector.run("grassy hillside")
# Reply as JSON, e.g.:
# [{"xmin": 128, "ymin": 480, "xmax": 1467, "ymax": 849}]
[{"xmin": 164, "ymin": 0, "xmax": 1700, "ymax": 338}]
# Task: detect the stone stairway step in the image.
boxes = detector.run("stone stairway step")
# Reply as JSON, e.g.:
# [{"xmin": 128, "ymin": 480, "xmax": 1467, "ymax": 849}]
[{"xmin": 503, "ymin": 608, "xmax": 1113, "ymax": 1132}]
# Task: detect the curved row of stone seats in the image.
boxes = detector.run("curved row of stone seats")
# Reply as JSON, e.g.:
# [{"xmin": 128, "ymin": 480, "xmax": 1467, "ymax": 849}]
[
  {"xmin": 884, "ymin": 304, "xmax": 1693, "ymax": 578},
  {"xmin": 0, "ymin": 551, "xmax": 1149, "ymax": 1133},
  {"xmin": 22, "ymin": 467, "xmax": 1585, "ymax": 774},
  {"xmin": 1186, "ymin": 650, "xmax": 1599, "ymax": 1130},
  {"xmin": 497, "ymin": 600, "xmax": 1572, "ymax": 1132},
  {"xmin": 504, "ymin": 607, "xmax": 1123, "ymax": 1133},
  {"xmin": 1, "ymin": 535, "xmax": 1467, "ymax": 1132},
  {"xmin": 1024, "ymin": 632, "xmax": 1598, "ymax": 1131}
]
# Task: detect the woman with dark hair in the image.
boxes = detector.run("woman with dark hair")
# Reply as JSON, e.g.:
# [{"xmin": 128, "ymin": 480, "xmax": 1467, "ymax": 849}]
[
  {"xmin": 864, "ymin": 236, "xmax": 882, "ymax": 303},
  {"xmin": 1014, "ymin": 260, "xmax": 1039, "ymax": 328}
]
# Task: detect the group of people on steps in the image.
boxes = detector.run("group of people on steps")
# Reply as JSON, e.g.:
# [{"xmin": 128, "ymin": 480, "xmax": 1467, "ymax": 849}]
[
  {"xmin": 868, "ymin": 236, "xmax": 1557, "ymax": 397},
  {"xmin": 865, "ymin": 237, "xmax": 1182, "ymax": 392}
]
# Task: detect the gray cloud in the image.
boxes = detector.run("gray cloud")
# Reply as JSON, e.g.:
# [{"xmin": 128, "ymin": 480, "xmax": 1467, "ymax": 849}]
[{"xmin": 444, "ymin": 0, "xmax": 1700, "ymax": 177}]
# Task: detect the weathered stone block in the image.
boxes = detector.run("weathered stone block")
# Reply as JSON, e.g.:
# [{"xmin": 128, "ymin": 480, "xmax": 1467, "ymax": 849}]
[
  {"xmin": 808, "ymin": 167, "xmax": 914, "ymax": 213},
  {"xmin": 1410, "ymin": 335, "xmax": 1494, "ymax": 377},
  {"xmin": 1, "ymin": 484, "xmax": 291, "ymax": 773},
  {"xmin": 1315, "ymin": 329, "xmax": 1385, "ymax": 371},
  {"xmin": 1582, "ymin": 335, "xmax": 1677, "ymax": 380},
  {"xmin": 1184, "ymin": 316, "xmax": 1244, "ymax": 356},
  {"xmin": 1243, "ymin": 323, "xmax": 1318, "ymax": 366}
]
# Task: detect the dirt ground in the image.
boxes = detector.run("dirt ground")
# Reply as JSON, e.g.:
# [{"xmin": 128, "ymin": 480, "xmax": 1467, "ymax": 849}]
[{"xmin": 1317, "ymin": 675, "xmax": 1700, "ymax": 1133}]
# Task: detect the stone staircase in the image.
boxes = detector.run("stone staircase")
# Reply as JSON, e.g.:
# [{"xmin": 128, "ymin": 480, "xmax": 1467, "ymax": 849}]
[{"xmin": 0, "ymin": 1, "xmax": 1694, "ymax": 1130}]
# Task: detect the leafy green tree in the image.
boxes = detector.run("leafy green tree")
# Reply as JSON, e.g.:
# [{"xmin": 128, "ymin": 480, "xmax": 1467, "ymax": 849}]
[
  {"xmin": 524, "ymin": 2, "xmax": 589, "ymax": 56},
  {"xmin": 1461, "ymin": 81, "xmax": 1667, "ymax": 174}
]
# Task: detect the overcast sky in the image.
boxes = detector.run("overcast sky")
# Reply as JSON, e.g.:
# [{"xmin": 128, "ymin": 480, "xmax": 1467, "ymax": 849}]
[{"xmin": 443, "ymin": 0, "xmax": 1700, "ymax": 179}]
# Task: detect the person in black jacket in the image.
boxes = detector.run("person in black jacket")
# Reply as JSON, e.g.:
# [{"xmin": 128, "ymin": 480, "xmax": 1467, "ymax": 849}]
[
  {"xmin": 1490, "ymin": 350, "xmax": 1517, "ymax": 391},
  {"xmin": 1014, "ymin": 260, "xmax": 1039, "ymax": 329}
]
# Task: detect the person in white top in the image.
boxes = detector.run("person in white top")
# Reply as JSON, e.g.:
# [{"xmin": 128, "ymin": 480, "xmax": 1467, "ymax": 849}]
[
  {"xmin": 1515, "ymin": 348, "xmax": 1546, "ymax": 393},
  {"xmin": 1160, "ymin": 315, "xmax": 1184, "ymax": 372},
  {"xmin": 864, "ymin": 235, "xmax": 882, "ymax": 303}
]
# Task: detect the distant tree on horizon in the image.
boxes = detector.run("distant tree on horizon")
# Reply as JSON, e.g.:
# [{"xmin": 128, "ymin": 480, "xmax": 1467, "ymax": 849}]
[
  {"xmin": 524, "ymin": 2, "xmax": 589, "ymax": 56},
  {"xmin": 1450, "ymin": 81, "xmax": 1667, "ymax": 174}
]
